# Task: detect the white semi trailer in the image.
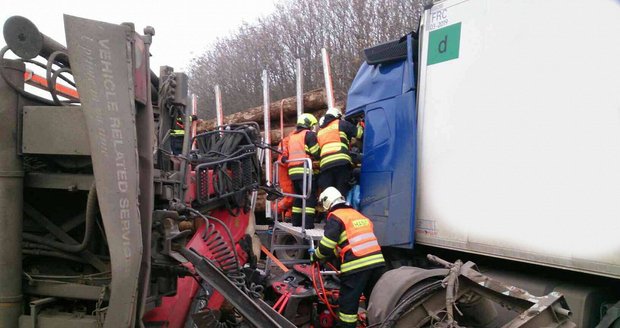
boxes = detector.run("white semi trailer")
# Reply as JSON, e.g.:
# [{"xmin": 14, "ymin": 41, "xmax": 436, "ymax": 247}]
[
  {"xmin": 416, "ymin": 0, "xmax": 620, "ymax": 281},
  {"xmin": 347, "ymin": 0, "xmax": 620, "ymax": 326}
]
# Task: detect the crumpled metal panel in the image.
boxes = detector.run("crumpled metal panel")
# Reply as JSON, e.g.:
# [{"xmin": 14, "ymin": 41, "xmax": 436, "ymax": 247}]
[
  {"xmin": 369, "ymin": 261, "xmax": 576, "ymax": 328},
  {"xmin": 64, "ymin": 15, "xmax": 142, "ymax": 328}
]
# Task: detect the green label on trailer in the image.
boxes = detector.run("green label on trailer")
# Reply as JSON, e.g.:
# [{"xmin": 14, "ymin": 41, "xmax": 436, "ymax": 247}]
[{"xmin": 427, "ymin": 22, "xmax": 461, "ymax": 65}]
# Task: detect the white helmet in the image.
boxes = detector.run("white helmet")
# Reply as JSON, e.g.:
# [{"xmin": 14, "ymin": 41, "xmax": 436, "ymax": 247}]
[
  {"xmin": 319, "ymin": 187, "xmax": 345, "ymax": 211},
  {"xmin": 326, "ymin": 107, "xmax": 342, "ymax": 118}
]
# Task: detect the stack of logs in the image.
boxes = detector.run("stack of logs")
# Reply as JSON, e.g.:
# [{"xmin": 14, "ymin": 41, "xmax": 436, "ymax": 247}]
[{"xmin": 196, "ymin": 88, "xmax": 345, "ymax": 212}]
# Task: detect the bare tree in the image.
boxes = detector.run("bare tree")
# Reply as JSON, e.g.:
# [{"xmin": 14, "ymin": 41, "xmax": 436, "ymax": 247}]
[{"xmin": 188, "ymin": 0, "xmax": 423, "ymax": 119}]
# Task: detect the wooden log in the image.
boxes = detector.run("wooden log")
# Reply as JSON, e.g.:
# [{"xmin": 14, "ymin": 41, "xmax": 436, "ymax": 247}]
[
  {"xmin": 260, "ymin": 126, "xmax": 296, "ymax": 146},
  {"xmin": 254, "ymin": 190, "xmax": 266, "ymax": 212},
  {"xmin": 197, "ymin": 89, "xmax": 327, "ymax": 131},
  {"xmin": 265, "ymin": 103, "xmax": 358, "ymax": 145}
]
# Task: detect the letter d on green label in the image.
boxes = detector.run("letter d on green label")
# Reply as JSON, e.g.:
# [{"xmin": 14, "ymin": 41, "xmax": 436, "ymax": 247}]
[{"xmin": 427, "ymin": 22, "xmax": 461, "ymax": 65}]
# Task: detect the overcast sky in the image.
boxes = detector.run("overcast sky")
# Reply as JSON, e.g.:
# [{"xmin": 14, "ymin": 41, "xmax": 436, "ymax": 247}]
[{"xmin": 0, "ymin": 0, "xmax": 279, "ymax": 72}]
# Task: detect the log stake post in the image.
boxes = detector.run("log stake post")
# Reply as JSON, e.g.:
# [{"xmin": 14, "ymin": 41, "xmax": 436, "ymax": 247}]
[
  {"xmin": 262, "ymin": 70, "xmax": 273, "ymax": 219},
  {"xmin": 321, "ymin": 48, "xmax": 335, "ymax": 109}
]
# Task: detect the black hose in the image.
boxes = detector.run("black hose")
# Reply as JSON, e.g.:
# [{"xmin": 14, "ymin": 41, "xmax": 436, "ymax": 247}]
[
  {"xmin": 22, "ymin": 249, "xmax": 88, "ymax": 264},
  {"xmin": 23, "ymin": 183, "xmax": 98, "ymax": 253},
  {"xmin": 50, "ymin": 67, "xmax": 76, "ymax": 104},
  {"xmin": 194, "ymin": 126, "xmax": 260, "ymax": 215},
  {"xmin": 22, "ymin": 241, "xmax": 58, "ymax": 251},
  {"xmin": 21, "ymin": 57, "xmax": 75, "ymax": 87},
  {"xmin": 46, "ymin": 50, "xmax": 75, "ymax": 105},
  {"xmin": 0, "ymin": 46, "xmax": 56, "ymax": 105},
  {"xmin": 188, "ymin": 208, "xmax": 240, "ymax": 268}
]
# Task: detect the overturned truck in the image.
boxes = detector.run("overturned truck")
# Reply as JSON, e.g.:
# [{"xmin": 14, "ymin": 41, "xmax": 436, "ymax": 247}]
[
  {"xmin": 1, "ymin": 7, "xmax": 610, "ymax": 328},
  {"xmin": 0, "ymin": 15, "xmax": 265, "ymax": 327}
]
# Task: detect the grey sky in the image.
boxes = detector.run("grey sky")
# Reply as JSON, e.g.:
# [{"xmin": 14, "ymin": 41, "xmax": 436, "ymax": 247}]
[{"xmin": 1, "ymin": 0, "xmax": 278, "ymax": 72}]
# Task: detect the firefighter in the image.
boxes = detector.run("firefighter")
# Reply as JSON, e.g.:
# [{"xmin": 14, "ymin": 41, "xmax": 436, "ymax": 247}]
[
  {"xmin": 317, "ymin": 107, "xmax": 363, "ymax": 197},
  {"xmin": 273, "ymin": 132, "xmax": 295, "ymax": 220},
  {"xmin": 170, "ymin": 116, "xmax": 185, "ymax": 155},
  {"xmin": 282, "ymin": 113, "xmax": 320, "ymax": 229},
  {"xmin": 313, "ymin": 187, "xmax": 385, "ymax": 328}
]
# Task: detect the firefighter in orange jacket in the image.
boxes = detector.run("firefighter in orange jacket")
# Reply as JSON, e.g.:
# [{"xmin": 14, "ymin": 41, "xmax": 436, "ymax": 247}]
[
  {"xmin": 273, "ymin": 134, "xmax": 295, "ymax": 219},
  {"xmin": 314, "ymin": 187, "xmax": 385, "ymax": 328},
  {"xmin": 317, "ymin": 107, "xmax": 363, "ymax": 197},
  {"xmin": 282, "ymin": 113, "xmax": 320, "ymax": 229},
  {"xmin": 170, "ymin": 116, "xmax": 186, "ymax": 155}
]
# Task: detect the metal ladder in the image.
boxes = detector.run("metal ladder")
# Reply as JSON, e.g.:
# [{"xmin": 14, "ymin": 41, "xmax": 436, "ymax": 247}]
[{"xmin": 266, "ymin": 158, "xmax": 324, "ymax": 272}]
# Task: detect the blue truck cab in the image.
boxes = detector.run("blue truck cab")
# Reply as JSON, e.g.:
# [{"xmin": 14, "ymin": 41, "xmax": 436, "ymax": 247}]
[{"xmin": 345, "ymin": 34, "xmax": 418, "ymax": 249}]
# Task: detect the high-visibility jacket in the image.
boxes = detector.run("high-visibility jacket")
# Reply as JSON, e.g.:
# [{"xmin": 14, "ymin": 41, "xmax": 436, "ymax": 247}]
[
  {"xmin": 284, "ymin": 129, "xmax": 319, "ymax": 180},
  {"xmin": 317, "ymin": 117, "xmax": 362, "ymax": 170},
  {"xmin": 315, "ymin": 204, "xmax": 384, "ymax": 275},
  {"xmin": 274, "ymin": 138, "xmax": 294, "ymax": 215},
  {"xmin": 171, "ymin": 117, "xmax": 185, "ymax": 136}
]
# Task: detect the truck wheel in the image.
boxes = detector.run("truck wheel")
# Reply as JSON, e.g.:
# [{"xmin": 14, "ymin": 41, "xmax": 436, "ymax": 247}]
[
  {"xmin": 367, "ymin": 266, "xmax": 447, "ymax": 327},
  {"xmin": 368, "ymin": 266, "xmax": 501, "ymax": 328},
  {"xmin": 274, "ymin": 233, "xmax": 307, "ymax": 261}
]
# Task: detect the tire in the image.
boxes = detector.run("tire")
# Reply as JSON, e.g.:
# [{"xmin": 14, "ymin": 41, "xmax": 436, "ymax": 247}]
[{"xmin": 274, "ymin": 233, "xmax": 307, "ymax": 261}]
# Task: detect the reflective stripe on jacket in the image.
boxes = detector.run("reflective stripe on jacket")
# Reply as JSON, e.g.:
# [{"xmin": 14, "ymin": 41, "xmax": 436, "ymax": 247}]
[
  {"xmin": 317, "ymin": 119, "xmax": 352, "ymax": 168},
  {"xmin": 287, "ymin": 130, "xmax": 310, "ymax": 177},
  {"xmin": 333, "ymin": 208, "xmax": 381, "ymax": 260},
  {"xmin": 315, "ymin": 205, "xmax": 384, "ymax": 275},
  {"xmin": 286, "ymin": 129, "xmax": 319, "ymax": 179}
]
